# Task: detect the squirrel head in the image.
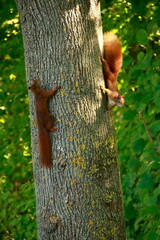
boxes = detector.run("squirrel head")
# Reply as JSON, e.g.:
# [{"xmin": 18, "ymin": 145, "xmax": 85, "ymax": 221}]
[
  {"xmin": 116, "ymin": 94, "xmax": 124, "ymax": 107},
  {"xmin": 28, "ymin": 80, "xmax": 41, "ymax": 93},
  {"xmin": 108, "ymin": 94, "xmax": 124, "ymax": 110}
]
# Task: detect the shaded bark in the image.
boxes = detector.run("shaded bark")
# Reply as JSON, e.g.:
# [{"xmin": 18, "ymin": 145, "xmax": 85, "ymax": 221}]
[{"xmin": 15, "ymin": 0, "xmax": 126, "ymax": 239}]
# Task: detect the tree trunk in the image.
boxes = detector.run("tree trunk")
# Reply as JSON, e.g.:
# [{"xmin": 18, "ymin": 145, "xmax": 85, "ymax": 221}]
[{"xmin": 15, "ymin": 0, "xmax": 126, "ymax": 239}]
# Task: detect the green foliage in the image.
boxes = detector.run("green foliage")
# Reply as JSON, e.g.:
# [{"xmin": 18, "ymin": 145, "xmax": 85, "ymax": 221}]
[
  {"xmin": 101, "ymin": 0, "xmax": 160, "ymax": 239},
  {"xmin": 0, "ymin": 0, "xmax": 36, "ymax": 239},
  {"xmin": 1, "ymin": 0, "xmax": 160, "ymax": 239}
]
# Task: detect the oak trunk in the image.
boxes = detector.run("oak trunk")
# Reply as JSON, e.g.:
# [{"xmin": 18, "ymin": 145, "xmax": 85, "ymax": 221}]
[{"xmin": 15, "ymin": 0, "xmax": 126, "ymax": 239}]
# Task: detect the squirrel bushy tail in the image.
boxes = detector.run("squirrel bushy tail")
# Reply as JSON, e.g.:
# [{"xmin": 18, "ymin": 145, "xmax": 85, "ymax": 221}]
[
  {"xmin": 103, "ymin": 32, "xmax": 123, "ymax": 76},
  {"xmin": 38, "ymin": 125, "xmax": 52, "ymax": 168}
]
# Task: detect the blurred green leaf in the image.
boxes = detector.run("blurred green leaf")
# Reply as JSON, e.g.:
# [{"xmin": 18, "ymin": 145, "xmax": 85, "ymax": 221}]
[
  {"xmin": 123, "ymin": 110, "xmax": 137, "ymax": 121},
  {"xmin": 141, "ymin": 205, "xmax": 158, "ymax": 216},
  {"xmin": 145, "ymin": 231, "xmax": 159, "ymax": 240},
  {"xmin": 151, "ymin": 73, "xmax": 159, "ymax": 87},
  {"xmin": 133, "ymin": 138, "xmax": 146, "ymax": 154},
  {"xmin": 136, "ymin": 29, "xmax": 148, "ymax": 45},
  {"xmin": 149, "ymin": 120, "xmax": 160, "ymax": 133},
  {"xmin": 154, "ymin": 90, "xmax": 160, "ymax": 108},
  {"xmin": 137, "ymin": 174, "xmax": 154, "ymax": 191},
  {"xmin": 137, "ymin": 52, "xmax": 145, "ymax": 62}
]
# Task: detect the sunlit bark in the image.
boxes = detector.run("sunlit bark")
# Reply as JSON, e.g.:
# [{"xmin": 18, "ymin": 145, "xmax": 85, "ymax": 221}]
[{"xmin": 15, "ymin": 0, "xmax": 126, "ymax": 239}]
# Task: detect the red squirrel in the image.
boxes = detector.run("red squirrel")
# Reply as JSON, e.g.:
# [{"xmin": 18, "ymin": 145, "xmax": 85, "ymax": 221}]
[
  {"xmin": 100, "ymin": 32, "xmax": 124, "ymax": 110},
  {"xmin": 29, "ymin": 80, "xmax": 60, "ymax": 168}
]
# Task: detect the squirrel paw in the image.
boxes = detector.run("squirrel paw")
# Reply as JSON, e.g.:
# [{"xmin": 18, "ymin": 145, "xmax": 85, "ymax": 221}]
[
  {"xmin": 100, "ymin": 85, "xmax": 105, "ymax": 93},
  {"xmin": 50, "ymin": 127, "xmax": 57, "ymax": 132},
  {"xmin": 100, "ymin": 55, "xmax": 105, "ymax": 63}
]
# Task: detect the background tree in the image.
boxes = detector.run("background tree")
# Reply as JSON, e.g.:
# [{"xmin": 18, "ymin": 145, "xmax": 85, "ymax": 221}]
[
  {"xmin": 1, "ymin": 0, "xmax": 160, "ymax": 239},
  {"xmin": 14, "ymin": 0, "xmax": 125, "ymax": 239}
]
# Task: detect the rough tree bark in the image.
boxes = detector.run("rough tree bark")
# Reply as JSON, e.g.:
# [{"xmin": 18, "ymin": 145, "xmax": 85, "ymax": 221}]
[{"xmin": 15, "ymin": 0, "xmax": 126, "ymax": 239}]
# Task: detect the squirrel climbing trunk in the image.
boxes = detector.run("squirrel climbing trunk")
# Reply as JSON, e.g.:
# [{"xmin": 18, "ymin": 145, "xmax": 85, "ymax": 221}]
[
  {"xmin": 100, "ymin": 32, "xmax": 124, "ymax": 110},
  {"xmin": 29, "ymin": 80, "xmax": 60, "ymax": 168}
]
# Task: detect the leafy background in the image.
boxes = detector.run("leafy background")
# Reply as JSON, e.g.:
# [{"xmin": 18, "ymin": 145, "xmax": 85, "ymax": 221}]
[
  {"xmin": 0, "ymin": 0, "xmax": 36, "ymax": 239},
  {"xmin": 0, "ymin": 0, "xmax": 160, "ymax": 239},
  {"xmin": 101, "ymin": 0, "xmax": 160, "ymax": 239}
]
